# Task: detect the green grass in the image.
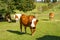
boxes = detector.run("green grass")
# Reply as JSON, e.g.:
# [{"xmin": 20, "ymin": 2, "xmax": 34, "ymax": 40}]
[
  {"xmin": 0, "ymin": 18, "xmax": 60, "ymax": 40},
  {"xmin": 0, "ymin": 2, "xmax": 60, "ymax": 40}
]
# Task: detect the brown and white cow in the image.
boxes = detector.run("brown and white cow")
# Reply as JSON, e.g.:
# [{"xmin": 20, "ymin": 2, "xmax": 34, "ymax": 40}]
[{"xmin": 19, "ymin": 14, "xmax": 38, "ymax": 36}]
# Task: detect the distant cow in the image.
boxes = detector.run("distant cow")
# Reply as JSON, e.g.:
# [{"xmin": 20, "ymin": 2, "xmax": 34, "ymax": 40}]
[
  {"xmin": 5, "ymin": 13, "xmax": 11, "ymax": 22},
  {"xmin": 49, "ymin": 12, "xmax": 54, "ymax": 21},
  {"xmin": 20, "ymin": 14, "xmax": 38, "ymax": 36}
]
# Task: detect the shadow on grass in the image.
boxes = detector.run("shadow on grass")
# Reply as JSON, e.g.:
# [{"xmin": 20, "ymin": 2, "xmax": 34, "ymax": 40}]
[
  {"xmin": 7, "ymin": 30, "xmax": 25, "ymax": 35},
  {"xmin": 0, "ymin": 19, "xmax": 6, "ymax": 22},
  {"xmin": 11, "ymin": 20, "xmax": 16, "ymax": 23},
  {"xmin": 42, "ymin": 19, "xmax": 49, "ymax": 21},
  {"xmin": 7, "ymin": 30, "xmax": 31, "ymax": 35},
  {"xmin": 0, "ymin": 20, "xmax": 16, "ymax": 23},
  {"xmin": 36, "ymin": 35, "xmax": 60, "ymax": 40}
]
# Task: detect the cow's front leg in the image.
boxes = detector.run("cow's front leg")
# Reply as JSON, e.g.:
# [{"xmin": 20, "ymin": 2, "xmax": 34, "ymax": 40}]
[
  {"xmin": 20, "ymin": 22, "xmax": 22, "ymax": 33},
  {"xmin": 32, "ymin": 28, "xmax": 36, "ymax": 36},
  {"xmin": 30, "ymin": 27, "xmax": 36, "ymax": 36},
  {"xmin": 30, "ymin": 27, "xmax": 33, "ymax": 35}
]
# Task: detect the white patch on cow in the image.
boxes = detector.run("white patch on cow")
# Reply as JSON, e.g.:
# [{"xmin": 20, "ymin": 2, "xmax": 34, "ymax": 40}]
[
  {"xmin": 15, "ymin": 14, "xmax": 22, "ymax": 19},
  {"xmin": 14, "ymin": 14, "xmax": 22, "ymax": 21},
  {"xmin": 31, "ymin": 18, "xmax": 37, "ymax": 27},
  {"xmin": 16, "ymin": 18, "xmax": 19, "ymax": 21},
  {"xmin": 8, "ymin": 19, "xmax": 11, "ymax": 22}
]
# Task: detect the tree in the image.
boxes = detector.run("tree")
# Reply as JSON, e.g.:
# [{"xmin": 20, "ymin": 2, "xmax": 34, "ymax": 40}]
[
  {"xmin": 44, "ymin": 0, "xmax": 50, "ymax": 3},
  {"xmin": 0, "ymin": 0, "xmax": 16, "ymax": 14},
  {"xmin": 2, "ymin": 0, "xmax": 16, "ymax": 13},
  {"xmin": 53, "ymin": 0, "xmax": 57, "ymax": 3},
  {"xmin": 14, "ymin": 0, "xmax": 36, "ymax": 12},
  {"xmin": 0, "ymin": 0, "xmax": 36, "ymax": 13},
  {"xmin": 0, "ymin": 1, "xmax": 7, "ymax": 14}
]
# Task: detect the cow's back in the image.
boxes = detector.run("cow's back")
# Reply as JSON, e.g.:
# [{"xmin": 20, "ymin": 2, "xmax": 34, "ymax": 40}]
[
  {"xmin": 20, "ymin": 14, "xmax": 36, "ymax": 26},
  {"xmin": 20, "ymin": 14, "xmax": 29, "ymax": 26}
]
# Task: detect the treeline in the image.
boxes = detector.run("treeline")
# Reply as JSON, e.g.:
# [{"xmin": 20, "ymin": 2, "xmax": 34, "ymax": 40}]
[
  {"xmin": 44, "ymin": 0, "xmax": 57, "ymax": 3},
  {"xmin": 0, "ymin": 0, "xmax": 35, "ymax": 14}
]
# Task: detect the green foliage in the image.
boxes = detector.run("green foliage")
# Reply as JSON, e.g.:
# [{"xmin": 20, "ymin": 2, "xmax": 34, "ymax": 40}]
[
  {"xmin": 0, "ymin": 0, "xmax": 15, "ymax": 14},
  {"xmin": 0, "ymin": 1, "xmax": 7, "ymax": 13},
  {"xmin": 14, "ymin": 0, "xmax": 36, "ymax": 12},
  {"xmin": 0, "ymin": 0, "xmax": 35, "ymax": 14},
  {"xmin": 48, "ymin": 3, "xmax": 54, "ymax": 9}
]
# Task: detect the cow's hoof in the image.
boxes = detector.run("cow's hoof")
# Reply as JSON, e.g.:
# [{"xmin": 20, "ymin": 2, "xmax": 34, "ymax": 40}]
[
  {"xmin": 32, "ymin": 34, "xmax": 34, "ymax": 36},
  {"xmin": 32, "ymin": 33, "xmax": 35, "ymax": 36}
]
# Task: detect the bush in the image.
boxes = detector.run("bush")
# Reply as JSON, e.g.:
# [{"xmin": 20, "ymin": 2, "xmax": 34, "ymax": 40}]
[
  {"xmin": 41, "ymin": 3, "xmax": 55, "ymax": 12},
  {"xmin": 42, "ymin": 6, "xmax": 49, "ymax": 11},
  {"xmin": 15, "ymin": 0, "xmax": 36, "ymax": 12},
  {"xmin": 44, "ymin": 0, "xmax": 50, "ymax": 3},
  {"xmin": 48, "ymin": 3, "xmax": 54, "ymax": 9}
]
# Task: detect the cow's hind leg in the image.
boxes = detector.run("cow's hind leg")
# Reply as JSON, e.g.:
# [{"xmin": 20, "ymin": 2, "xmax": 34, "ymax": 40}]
[{"xmin": 24, "ymin": 27, "xmax": 27, "ymax": 33}]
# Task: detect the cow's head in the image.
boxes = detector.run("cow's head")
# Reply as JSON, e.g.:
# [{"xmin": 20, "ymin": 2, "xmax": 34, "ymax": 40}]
[
  {"xmin": 30, "ymin": 18, "xmax": 38, "ymax": 36},
  {"xmin": 31, "ymin": 18, "xmax": 38, "ymax": 27}
]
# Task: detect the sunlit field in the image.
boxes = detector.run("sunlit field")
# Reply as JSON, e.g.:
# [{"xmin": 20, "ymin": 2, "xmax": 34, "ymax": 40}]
[{"xmin": 0, "ymin": 3, "xmax": 60, "ymax": 40}]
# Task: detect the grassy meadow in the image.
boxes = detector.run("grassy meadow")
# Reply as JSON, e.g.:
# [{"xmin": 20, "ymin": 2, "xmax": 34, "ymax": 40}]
[{"xmin": 0, "ymin": 3, "xmax": 60, "ymax": 40}]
